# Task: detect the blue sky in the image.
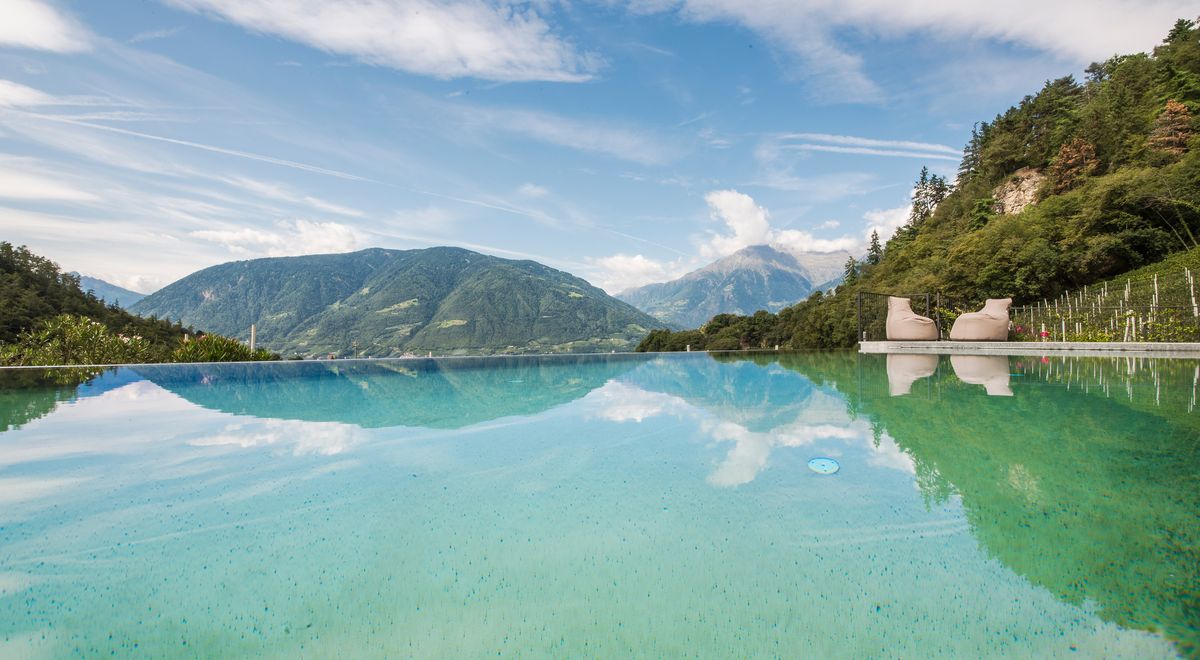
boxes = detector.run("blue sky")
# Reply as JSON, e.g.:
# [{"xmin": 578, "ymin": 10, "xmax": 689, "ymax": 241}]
[{"xmin": 0, "ymin": 0, "xmax": 1192, "ymax": 293}]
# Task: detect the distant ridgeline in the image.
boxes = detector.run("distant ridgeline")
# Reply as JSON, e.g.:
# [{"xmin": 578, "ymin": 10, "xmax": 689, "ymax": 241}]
[
  {"xmin": 131, "ymin": 247, "xmax": 667, "ymax": 357},
  {"xmin": 0, "ymin": 242, "xmax": 189, "ymax": 354},
  {"xmin": 638, "ymin": 18, "xmax": 1200, "ymax": 352},
  {"xmin": 71, "ymin": 273, "xmax": 146, "ymax": 309},
  {"xmin": 617, "ymin": 245, "xmax": 850, "ymax": 329}
]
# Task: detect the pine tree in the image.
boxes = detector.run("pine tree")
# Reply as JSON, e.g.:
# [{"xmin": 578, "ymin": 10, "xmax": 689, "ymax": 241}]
[
  {"xmin": 908, "ymin": 167, "xmax": 931, "ymax": 226},
  {"xmin": 957, "ymin": 122, "xmax": 988, "ymax": 183},
  {"xmin": 866, "ymin": 231, "xmax": 883, "ymax": 265},
  {"xmin": 929, "ymin": 173, "xmax": 950, "ymax": 207},
  {"xmin": 841, "ymin": 257, "xmax": 858, "ymax": 286},
  {"xmin": 1148, "ymin": 99, "xmax": 1193, "ymax": 156},
  {"xmin": 908, "ymin": 167, "xmax": 951, "ymax": 230},
  {"xmin": 1165, "ymin": 18, "xmax": 1195, "ymax": 44}
]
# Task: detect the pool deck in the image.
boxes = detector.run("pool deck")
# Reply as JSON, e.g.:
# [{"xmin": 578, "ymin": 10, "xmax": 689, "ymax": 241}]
[{"xmin": 859, "ymin": 340, "xmax": 1200, "ymax": 357}]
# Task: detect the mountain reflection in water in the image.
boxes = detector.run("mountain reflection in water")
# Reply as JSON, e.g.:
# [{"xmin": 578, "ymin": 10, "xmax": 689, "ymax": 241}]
[{"xmin": 0, "ymin": 351, "xmax": 1195, "ymax": 656}]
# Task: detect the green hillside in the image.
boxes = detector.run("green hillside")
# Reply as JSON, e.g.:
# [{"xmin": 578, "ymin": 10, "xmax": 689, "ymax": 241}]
[
  {"xmin": 0, "ymin": 242, "xmax": 188, "ymax": 355},
  {"xmin": 639, "ymin": 18, "xmax": 1200, "ymax": 351},
  {"xmin": 132, "ymin": 247, "xmax": 666, "ymax": 356}
]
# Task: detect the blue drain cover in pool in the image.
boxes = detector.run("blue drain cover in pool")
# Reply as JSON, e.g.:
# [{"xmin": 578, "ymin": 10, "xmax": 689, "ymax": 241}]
[{"xmin": 808, "ymin": 457, "xmax": 840, "ymax": 475}]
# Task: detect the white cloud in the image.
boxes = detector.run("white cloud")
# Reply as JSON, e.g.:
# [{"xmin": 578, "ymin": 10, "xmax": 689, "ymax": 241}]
[
  {"xmin": 769, "ymin": 132, "xmax": 962, "ymax": 162},
  {"xmin": 812, "ymin": 0, "xmax": 1192, "ymax": 63},
  {"xmin": 128, "ymin": 26, "xmax": 184, "ymax": 44},
  {"xmin": 654, "ymin": 1, "xmax": 884, "ymax": 102},
  {"xmin": 166, "ymin": 0, "xmax": 599, "ymax": 83},
  {"xmin": 863, "ymin": 204, "xmax": 910, "ymax": 242},
  {"xmin": 817, "ymin": 220, "xmax": 840, "ymax": 230},
  {"xmin": 0, "ymin": 0, "xmax": 90, "ymax": 52},
  {"xmin": 789, "ymin": 144, "xmax": 961, "ymax": 161},
  {"xmin": 641, "ymin": 1, "xmax": 1193, "ymax": 102},
  {"xmin": 752, "ymin": 142, "xmax": 878, "ymax": 198},
  {"xmin": 699, "ymin": 190, "xmax": 772, "ymax": 258},
  {"xmin": 191, "ymin": 419, "xmax": 363, "ymax": 456},
  {"xmin": 191, "ymin": 219, "xmax": 366, "ymax": 257},
  {"xmin": 516, "ymin": 182, "xmax": 549, "ymax": 198},
  {"xmin": 588, "ymin": 381, "xmax": 690, "ymax": 423},
  {"xmin": 220, "ymin": 176, "xmax": 365, "ymax": 217},
  {"xmin": 782, "ymin": 132, "xmax": 960, "ymax": 155},
  {"xmin": 700, "ymin": 189, "xmax": 860, "ymax": 258},
  {"xmin": 0, "ymin": 79, "xmax": 55, "ymax": 107},
  {"xmin": 385, "ymin": 205, "xmax": 459, "ymax": 233},
  {"xmin": 772, "ymin": 229, "xmax": 860, "ymax": 254},
  {"xmin": 29, "ymin": 114, "xmax": 373, "ymax": 181},
  {"xmin": 463, "ymin": 105, "xmax": 676, "ymax": 165},
  {"xmin": 586, "ymin": 253, "xmax": 689, "ymax": 293},
  {"xmin": 705, "ymin": 419, "xmax": 860, "ymax": 488},
  {"xmin": 0, "ymin": 158, "xmax": 99, "ymax": 202},
  {"xmin": 106, "ymin": 274, "xmax": 161, "ymax": 294},
  {"xmin": 301, "ymin": 196, "xmax": 364, "ymax": 218}
]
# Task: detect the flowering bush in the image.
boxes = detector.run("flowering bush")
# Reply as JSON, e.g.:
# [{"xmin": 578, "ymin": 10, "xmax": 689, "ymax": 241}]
[{"xmin": 0, "ymin": 315, "xmax": 156, "ymax": 366}]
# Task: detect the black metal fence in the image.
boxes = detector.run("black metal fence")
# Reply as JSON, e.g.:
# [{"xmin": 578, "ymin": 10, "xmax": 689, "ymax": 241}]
[{"xmin": 856, "ymin": 292, "xmax": 935, "ymax": 342}]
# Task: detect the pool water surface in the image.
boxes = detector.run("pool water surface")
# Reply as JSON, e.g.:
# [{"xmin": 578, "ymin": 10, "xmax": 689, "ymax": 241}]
[{"xmin": 0, "ymin": 352, "xmax": 1196, "ymax": 657}]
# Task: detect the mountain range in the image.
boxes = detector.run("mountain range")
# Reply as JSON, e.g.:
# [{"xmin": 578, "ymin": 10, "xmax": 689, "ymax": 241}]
[
  {"xmin": 131, "ymin": 247, "xmax": 665, "ymax": 357},
  {"xmin": 72, "ymin": 274, "xmax": 147, "ymax": 308},
  {"xmin": 617, "ymin": 245, "xmax": 850, "ymax": 328}
]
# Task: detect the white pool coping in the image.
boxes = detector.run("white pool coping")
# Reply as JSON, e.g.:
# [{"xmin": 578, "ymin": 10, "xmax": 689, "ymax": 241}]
[{"xmin": 859, "ymin": 341, "xmax": 1200, "ymax": 357}]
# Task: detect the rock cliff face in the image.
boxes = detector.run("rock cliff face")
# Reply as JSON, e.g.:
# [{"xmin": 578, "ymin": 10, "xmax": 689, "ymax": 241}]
[{"xmin": 992, "ymin": 167, "xmax": 1045, "ymax": 215}]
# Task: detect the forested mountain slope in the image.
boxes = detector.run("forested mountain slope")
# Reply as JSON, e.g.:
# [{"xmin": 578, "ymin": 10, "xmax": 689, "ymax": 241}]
[
  {"xmin": 133, "ymin": 246, "xmax": 666, "ymax": 356},
  {"xmin": 639, "ymin": 18, "xmax": 1200, "ymax": 351}
]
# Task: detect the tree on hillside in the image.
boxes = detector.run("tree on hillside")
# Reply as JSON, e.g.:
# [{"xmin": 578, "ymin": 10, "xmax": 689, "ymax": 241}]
[
  {"xmin": 900, "ymin": 167, "xmax": 951, "ymax": 239},
  {"xmin": 908, "ymin": 167, "xmax": 931, "ymax": 227},
  {"xmin": 866, "ymin": 231, "xmax": 884, "ymax": 265},
  {"xmin": 1148, "ymin": 99, "xmax": 1193, "ymax": 156},
  {"xmin": 1048, "ymin": 137, "xmax": 1100, "ymax": 193},
  {"xmin": 1078, "ymin": 54, "xmax": 1158, "ymax": 171},
  {"xmin": 1165, "ymin": 18, "xmax": 1195, "ymax": 44},
  {"xmin": 957, "ymin": 122, "xmax": 990, "ymax": 183},
  {"xmin": 842, "ymin": 257, "xmax": 859, "ymax": 286}
]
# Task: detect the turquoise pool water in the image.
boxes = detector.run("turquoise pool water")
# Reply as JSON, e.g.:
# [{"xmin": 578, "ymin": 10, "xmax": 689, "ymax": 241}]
[{"xmin": 0, "ymin": 352, "xmax": 1196, "ymax": 657}]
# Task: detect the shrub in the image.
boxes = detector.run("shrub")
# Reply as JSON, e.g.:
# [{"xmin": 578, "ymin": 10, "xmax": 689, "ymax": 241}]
[
  {"xmin": 172, "ymin": 334, "xmax": 279, "ymax": 362},
  {"xmin": 0, "ymin": 314, "xmax": 157, "ymax": 366}
]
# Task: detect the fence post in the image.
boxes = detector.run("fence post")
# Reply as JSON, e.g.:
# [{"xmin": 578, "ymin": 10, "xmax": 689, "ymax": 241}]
[
  {"xmin": 935, "ymin": 293, "xmax": 941, "ymax": 338},
  {"xmin": 924, "ymin": 294, "xmax": 932, "ymax": 337},
  {"xmin": 856, "ymin": 291, "xmax": 863, "ymax": 343}
]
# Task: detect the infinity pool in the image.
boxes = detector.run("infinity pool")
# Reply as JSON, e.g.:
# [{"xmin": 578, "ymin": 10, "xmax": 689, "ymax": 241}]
[{"xmin": 0, "ymin": 352, "xmax": 1196, "ymax": 657}]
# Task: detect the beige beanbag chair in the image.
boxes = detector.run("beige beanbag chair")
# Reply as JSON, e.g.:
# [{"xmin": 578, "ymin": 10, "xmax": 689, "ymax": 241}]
[
  {"xmin": 950, "ymin": 298, "xmax": 1012, "ymax": 341},
  {"xmin": 886, "ymin": 296, "xmax": 938, "ymax": 340},
  {"xmin": 951, "ymin": 355, "xmax": 1013, "ymax": 396},
  {"xmin": 887, "ymin": 354, "xmax": 938, "ymax": 396}
]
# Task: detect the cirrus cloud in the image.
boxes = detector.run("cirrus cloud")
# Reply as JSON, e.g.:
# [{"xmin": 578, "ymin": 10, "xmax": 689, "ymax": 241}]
[
  {"xmin": 637, "ymin": 0, "xmax": 1194, "ymax": 102},
  {"xmin": 0, "ymin": 79, "xmax": 56, "ymax": 107}
]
